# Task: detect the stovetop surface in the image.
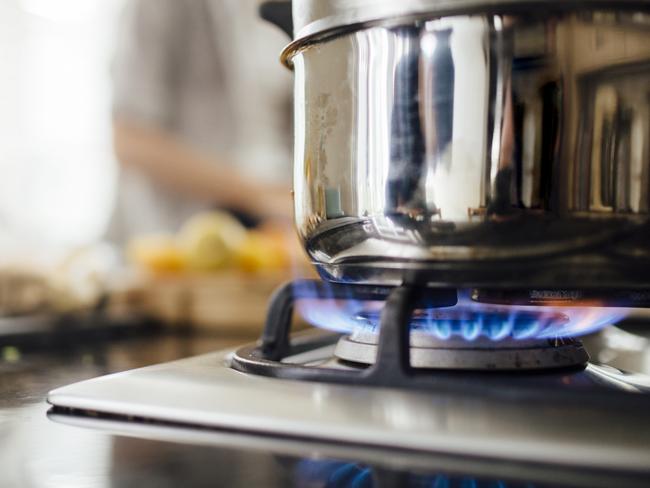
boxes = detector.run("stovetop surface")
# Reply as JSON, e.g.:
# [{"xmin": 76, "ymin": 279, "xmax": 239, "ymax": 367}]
[
  {"xmin": 231, "ymin": 329, "xmax": 650, "ymax": 402},
  {"xmin": 47, "ymin": 327, "xmax": 650, "ymax": 482},
  {"xmin": 2, "ymin": 324, "xmax": 647, "ymax": 487}
]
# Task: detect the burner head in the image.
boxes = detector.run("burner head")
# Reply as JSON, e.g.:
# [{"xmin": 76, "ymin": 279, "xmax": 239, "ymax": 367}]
[
  {"xmin": 335, "ymin": 309, "xmax": 589, "ymax": 370},
  {"xmin": 354, "ymin": 309, "xmax": 571, "ymax": 341}
]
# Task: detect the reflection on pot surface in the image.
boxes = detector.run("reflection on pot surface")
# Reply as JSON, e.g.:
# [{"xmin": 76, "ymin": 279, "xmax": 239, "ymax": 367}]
[{"xmin": 288, "ymin": 8, "xmax": 650, "ymax": 287}]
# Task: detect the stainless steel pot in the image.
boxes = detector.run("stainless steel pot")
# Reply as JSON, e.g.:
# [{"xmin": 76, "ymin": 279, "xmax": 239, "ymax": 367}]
[{"xmin": 267, "ymin": 1, "xmax": 650, "ymax": 289}]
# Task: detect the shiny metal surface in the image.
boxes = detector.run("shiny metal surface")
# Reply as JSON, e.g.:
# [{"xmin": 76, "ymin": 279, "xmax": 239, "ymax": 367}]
[
  {"xmin": 291, "ymin": 0, "xmax": 650, "ymax": 39},
  {"xmin": 10, "ymin": 324, "xmax": 644, "ymax": 488},
  {"xmin": 48, "ymin": 342, "xmax": 650, "ymax": 471},
  {"xmin": 0, "ymin": 331, "xmax": 291, "ymax": 488},
  {"xmin": 334, "ymin": 333, "xmax": 589, "ymax": 370},
  {"xmin": 45, "ymin": 415, "xmax": 650, "ymax": 488},
  {"xmin": 289, "ymin": 7, "xmax": 650, "ymax": 287}
]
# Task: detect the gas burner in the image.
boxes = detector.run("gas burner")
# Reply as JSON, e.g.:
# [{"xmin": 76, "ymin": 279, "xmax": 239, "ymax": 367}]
[
  {"xmin": 230, "ymin": 280, "xmax": 594, "ymax": 389},
  {"xmin": 336, "ymin": 309, "xmax": 588, "ymax": 370},
  {"xmin": 46, "ymin": 278, "xmax": 650, "ymax": 473},
  {"xmin": 335, "ymin": 332, "xmax": 588, "ymax": 370}
]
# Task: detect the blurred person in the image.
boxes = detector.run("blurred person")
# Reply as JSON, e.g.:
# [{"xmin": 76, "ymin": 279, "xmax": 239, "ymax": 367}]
[{"xmin": 107, "ymin": 0, "xmax": 292, "ymax": 244}]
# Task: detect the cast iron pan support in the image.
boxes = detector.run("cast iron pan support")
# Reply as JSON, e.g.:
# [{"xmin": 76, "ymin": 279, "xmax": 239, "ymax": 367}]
[
  {"xmin": 363, "ymin": 286, "xmax": 420, "ymax": 384},
  {"xmin": 233, "ymin": 281, "xmax": 650, "ymax": 406},
  {"xmin": 259, "ymin": 280, "xmax": 457, "ymax": 382}
]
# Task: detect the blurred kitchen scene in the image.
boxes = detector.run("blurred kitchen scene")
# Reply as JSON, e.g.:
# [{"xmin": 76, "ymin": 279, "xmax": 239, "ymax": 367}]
[
  {"xmin": 2, "ymin": 1, "xmax": 650, "ymax": 487},
  {"xmin": 0, "ymin": 0, "xmax": 309, "ymax": 340}
]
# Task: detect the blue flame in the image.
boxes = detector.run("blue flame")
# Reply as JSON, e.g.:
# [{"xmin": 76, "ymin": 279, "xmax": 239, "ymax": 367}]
[
  {"xmin": 294, "ymin": 460, "xmax": 534, "ymax": 487},
  {"xmin": 294, "ymin": 461, "xmax": 372, "ymax": 488},
  {"xmin": 295, "ymin": 283, "xmax": 628, "ymax": 341}
]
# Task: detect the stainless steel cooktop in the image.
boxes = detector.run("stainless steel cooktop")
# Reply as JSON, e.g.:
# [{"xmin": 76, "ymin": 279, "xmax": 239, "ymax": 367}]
[{"xmin": 48, "ymin": 326, "xmax": 650, "ymax": 473}]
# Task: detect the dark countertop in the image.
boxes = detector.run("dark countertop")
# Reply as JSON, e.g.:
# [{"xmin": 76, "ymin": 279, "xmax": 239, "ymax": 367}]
[
  {"xmin": 1, "ymin": 325, "xmax": 649, "ymax": 488},
  {"xmin": 0, "ymin": 327, "xmax": 298, "ymax": 488}
]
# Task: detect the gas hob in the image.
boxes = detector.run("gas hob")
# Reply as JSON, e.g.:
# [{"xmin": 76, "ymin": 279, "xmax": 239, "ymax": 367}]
[{"xmin": 48, "ymin": 281, "xmax": 650, "ymax": 479}]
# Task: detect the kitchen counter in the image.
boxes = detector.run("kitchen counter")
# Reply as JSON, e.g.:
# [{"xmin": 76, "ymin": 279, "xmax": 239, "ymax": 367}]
[
  {"xmin": 1, "ymin": 325, "xmax": 649, "ymax": 488},
  {"xmin": 0, "ymin": 327, "xmax": 296, "ymax": 488}
]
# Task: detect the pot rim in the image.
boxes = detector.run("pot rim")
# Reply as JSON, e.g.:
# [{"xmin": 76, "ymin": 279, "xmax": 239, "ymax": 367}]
[{"xmin": 282, "ymin": 0, "xmax": 650, "ymax": 67}]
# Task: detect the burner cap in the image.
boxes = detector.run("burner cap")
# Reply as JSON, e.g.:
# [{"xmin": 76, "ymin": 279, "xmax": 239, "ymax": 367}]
[{"xmin": 334, "ymin": 329, "xmax": 589, "ymax": 370}]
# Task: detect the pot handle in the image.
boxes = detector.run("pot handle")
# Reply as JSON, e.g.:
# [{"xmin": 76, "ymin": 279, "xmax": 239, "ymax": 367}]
[{"xmin": 259, "ymin": 1, "xmax": 293, "ymax": 38}]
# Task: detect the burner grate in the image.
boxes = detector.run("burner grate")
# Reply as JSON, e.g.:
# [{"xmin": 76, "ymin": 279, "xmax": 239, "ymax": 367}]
[{"xmin": 230, "ymin": 280, "xmax": 589, "ymax": 389}]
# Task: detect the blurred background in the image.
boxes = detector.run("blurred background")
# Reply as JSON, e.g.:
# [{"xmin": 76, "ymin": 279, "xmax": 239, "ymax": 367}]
[
  {"xmin": 0, "ymin": 0, "xmax": 123, "ymax": 249},
  {"xmin": 0, "ymin": 0, "xmax": 306, "ymax": 336}
]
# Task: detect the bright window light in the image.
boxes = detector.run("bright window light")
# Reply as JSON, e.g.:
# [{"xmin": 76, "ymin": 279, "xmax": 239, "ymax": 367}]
[{"xmin": 19, "ymin": 0, "xmax": 101, "ymax": 23}]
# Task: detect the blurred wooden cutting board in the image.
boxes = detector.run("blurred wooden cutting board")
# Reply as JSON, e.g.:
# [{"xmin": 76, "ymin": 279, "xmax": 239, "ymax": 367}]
[{"xmin": 108, "ymin": 269, "xmax": 314, "ymax": 335}]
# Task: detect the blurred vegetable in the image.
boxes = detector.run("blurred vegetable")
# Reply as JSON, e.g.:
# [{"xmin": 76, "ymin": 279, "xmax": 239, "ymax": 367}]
[
  {"xmin": 50, "ymin": 243, "xmax": 119, "ymax": 311},
  {"xmin": 127, "ymin": 235, "xmax": 186, "ymax": 273},
  {"xmin": 127, "ymin": 211, "xmax": 298, "ymax": 275},
  {"xmin": 0, "ymin": 270, "xmax": 49, "ymax": 316},
  {"xmin": 0, "ymin": 243, "xmax": 119, "ymax": 316},
  {"xmin": 179, "ymin": 211, "xmax": 247, "ymax": 270},
  {"xmin": 235, "ymin": 230, "xmax": 290, "ymax": 273}
]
